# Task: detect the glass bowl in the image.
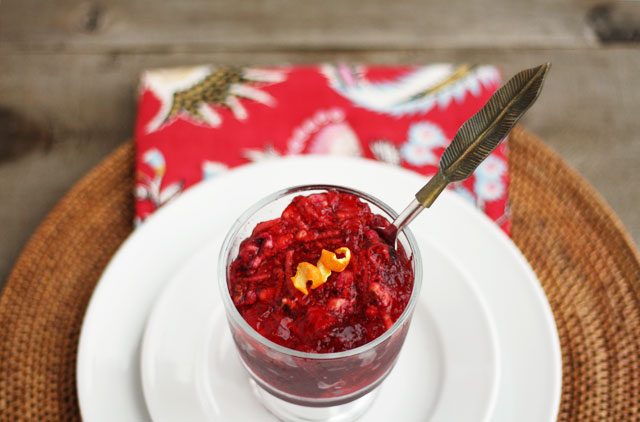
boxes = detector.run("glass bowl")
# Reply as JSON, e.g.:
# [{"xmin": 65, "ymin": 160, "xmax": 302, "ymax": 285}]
[{"xmin": 218, "ymin": 185, "xmax": 423, "ymax": 421}]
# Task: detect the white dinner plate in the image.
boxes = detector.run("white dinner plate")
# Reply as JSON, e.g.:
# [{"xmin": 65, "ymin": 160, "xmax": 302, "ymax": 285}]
[
  {"xmin": 77, "ymin": 156, "xmax": 562, "ymax": 422},
  {"xmin": 141, "ymin": 232, "xmax": 499, "ymax": 421}
]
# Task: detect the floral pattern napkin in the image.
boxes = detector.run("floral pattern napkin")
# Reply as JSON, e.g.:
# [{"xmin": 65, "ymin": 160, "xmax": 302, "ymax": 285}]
[{"xmin": 134, "ymin": 64, "xmax": 510, "ymax": 233}]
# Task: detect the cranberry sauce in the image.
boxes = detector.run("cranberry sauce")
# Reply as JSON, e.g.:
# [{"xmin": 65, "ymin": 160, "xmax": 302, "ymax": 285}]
[{"xmin": 228, "ymin": 190, "xmax": 414, "ymax": 353}]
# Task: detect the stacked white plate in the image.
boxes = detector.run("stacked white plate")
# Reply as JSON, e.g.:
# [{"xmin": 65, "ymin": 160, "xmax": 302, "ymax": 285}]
[{"xmin": 77, "ymin": 156, "xmax": 561, "ymax": 422}]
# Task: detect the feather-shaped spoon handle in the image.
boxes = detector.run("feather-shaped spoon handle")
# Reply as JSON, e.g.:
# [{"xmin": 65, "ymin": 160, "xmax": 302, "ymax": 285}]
[{"xmin": 378, "ymin": 62, "xmax": 551, "ymax": 245}]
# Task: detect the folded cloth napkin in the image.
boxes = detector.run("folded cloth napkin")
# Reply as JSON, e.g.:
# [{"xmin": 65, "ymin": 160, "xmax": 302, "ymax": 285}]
[{"xmin": 134, "ymin": 64, "xmax": 510, "ymax": 233}]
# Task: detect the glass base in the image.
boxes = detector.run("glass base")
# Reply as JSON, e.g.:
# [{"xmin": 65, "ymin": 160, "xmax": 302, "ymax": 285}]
[{"xmin": 249, "ymin": 378, "xmax": 380, "ymax": 422}]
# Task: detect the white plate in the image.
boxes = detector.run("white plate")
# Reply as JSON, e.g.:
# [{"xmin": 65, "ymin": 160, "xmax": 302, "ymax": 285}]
[
  {"xmin": 77, "ymin": 156, "xmax": 562, "ymax": 422},
  {"xmin": 141, "ymin": 232, "xmax": 499, "ymax": 421}
]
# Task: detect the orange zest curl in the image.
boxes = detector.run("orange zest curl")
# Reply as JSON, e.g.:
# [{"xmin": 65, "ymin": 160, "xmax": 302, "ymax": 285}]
[
  {"xmin": 291, "ymin": 247, "xmax": 351, "ymax": 295},
  {"xmin": 291, "ymin": 262, "xmax": 323, "ymax": 296},
  {"xmin": 319, "ymin": 247, "xmax": 351, "ymax": 272}
]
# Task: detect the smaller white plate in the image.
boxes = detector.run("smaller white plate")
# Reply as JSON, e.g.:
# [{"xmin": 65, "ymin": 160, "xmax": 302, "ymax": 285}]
[{"xmin": 141, "ymin": 233, "xmax": 500, "ymax": 422}]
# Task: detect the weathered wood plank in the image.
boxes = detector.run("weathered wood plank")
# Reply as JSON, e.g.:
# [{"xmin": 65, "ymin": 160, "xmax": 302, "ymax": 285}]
[
  {"xmin": 0, "ymin": 107, "xmax": 53, "ymax": 163},
  {"xmin": 1, "ymin": 47, "xmax": 639, "ymax": 288},
  {"xmin": 2, "ymin": 48, "xmax": 639, "ymax": 151},
  {"xmin": 0, "ymin": 140, "xmax": 121, "ymax": 285},
  {"xmin": 587, "ymin": 2, "xmax": 640, "ymax": 43},
  {"xmin": 1, "ymin": 0, "xmax": 601, "ymax": 51}
]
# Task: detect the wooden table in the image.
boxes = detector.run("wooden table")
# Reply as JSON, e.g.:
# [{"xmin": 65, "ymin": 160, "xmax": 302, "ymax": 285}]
[{"xmin": 1, "ymin": 0, "xmax": 639, "ymax": 288}]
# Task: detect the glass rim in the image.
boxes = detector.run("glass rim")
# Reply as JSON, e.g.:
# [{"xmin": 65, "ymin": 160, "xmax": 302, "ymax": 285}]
[{"xmin": 217, "ymin": 184, "xmax": 423, "ymax": 360}]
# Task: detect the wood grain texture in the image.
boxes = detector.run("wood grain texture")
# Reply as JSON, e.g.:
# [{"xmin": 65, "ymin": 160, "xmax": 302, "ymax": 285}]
[
  {"xmin": 0, "ymin": 0, "xmax": 639, "ymax": 286},
  {"xmin": 587, "ymin": 2, "xmax": 640, "ymax": 43},
  {"xmin": 1, "ymin": 0, "xmax": 600, "ymax": 51},
  {"xmin": 0, "ymin": 107, "xmax": 53, "ymax": 163}
]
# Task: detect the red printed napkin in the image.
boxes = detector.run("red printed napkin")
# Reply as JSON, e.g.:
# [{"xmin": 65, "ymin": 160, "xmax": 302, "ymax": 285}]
[{"xmin": 134, "ymin": 64, "xmax": 510, "ymax": 233}]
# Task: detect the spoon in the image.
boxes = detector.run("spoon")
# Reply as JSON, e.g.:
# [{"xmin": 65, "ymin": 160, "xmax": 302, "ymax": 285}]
[{"xmin": 377, "ymin": 63, "xmax": 551, "ymax": 246}]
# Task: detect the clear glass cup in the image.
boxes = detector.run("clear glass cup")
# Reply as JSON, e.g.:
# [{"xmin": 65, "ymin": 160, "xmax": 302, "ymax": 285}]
[{"xmin": 218, "ymin": 185, "xmax": 423, "ymax": 422}]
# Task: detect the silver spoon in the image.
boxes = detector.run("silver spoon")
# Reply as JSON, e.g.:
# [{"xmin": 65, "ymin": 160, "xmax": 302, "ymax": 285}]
[{"xmin": 377, "ymin": 63, "xmax": 551, "ymax": 246}]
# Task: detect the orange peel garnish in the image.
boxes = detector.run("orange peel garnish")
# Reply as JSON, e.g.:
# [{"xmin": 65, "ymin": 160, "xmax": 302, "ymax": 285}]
[
  {"xmin": 319, "ymin": 247, "xmax": 351, "ymax": 272},
  {"xmin": 291, "ymin": 247, "xmax": 351, "ymax": 295},
  {"xmin": 291, "ymin": 262, "xmax": 323, "ymax": 296}
]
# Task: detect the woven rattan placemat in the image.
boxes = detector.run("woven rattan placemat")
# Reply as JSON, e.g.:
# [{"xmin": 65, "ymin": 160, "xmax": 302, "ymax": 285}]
[{"xmin": 1, "ymin": 127, "xmax": 639, "ymax": 421}]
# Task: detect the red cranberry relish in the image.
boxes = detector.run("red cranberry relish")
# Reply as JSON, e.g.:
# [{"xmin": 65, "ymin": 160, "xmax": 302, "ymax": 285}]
[{"xmin": 228, "ymin": 191, "xmax": 414, "ymax": 353}]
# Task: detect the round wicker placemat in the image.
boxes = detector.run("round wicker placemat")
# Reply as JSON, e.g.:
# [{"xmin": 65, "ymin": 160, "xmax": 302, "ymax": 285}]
[{"xmin": 1, "ymin": 128, "xmax": 639, "ymax": 421}]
